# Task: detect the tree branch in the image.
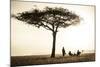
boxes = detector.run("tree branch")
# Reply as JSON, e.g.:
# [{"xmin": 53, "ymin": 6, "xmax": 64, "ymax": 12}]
[{"xmin": 40, "ymin": 22, "xmax": 53, "ymax": 31}]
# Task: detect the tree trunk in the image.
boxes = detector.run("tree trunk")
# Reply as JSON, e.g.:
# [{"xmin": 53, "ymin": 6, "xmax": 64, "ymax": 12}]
[{"xmin": 51, "ymin": 32, "xmax": 57, "ymax": 58}]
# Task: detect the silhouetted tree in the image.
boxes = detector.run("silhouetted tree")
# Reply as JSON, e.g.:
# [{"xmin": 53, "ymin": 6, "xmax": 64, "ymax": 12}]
[{"xmin": 13, "ymin": 7, "xmax": 80, "ymax": 58}]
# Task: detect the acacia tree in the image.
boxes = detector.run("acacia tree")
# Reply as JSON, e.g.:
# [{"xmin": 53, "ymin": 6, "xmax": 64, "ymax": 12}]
[{"xmin": 13, "ymin": 7, "xmax": 80, "ymax": 58}]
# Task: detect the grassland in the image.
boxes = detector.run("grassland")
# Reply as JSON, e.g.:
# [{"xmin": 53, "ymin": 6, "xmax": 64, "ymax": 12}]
[{"xmin": 11, "ymin": 53, "xmax": 95, "ymax": 66}]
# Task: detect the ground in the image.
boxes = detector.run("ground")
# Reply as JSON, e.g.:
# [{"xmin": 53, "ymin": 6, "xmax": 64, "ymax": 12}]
[{"xmin": 11, "ymin": 53, "xmax": 95, "ymax": 66}]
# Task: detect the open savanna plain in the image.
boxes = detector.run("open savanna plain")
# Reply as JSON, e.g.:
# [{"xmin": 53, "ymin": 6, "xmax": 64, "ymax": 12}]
[{"xmin": 11, "ymin": 53, "xmax": 95, "ymax": 66}]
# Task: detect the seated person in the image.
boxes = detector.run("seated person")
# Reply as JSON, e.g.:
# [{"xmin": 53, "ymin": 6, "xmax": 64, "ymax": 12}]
[
  {"xmin": 77, "ymin": 50, "xmax": 81, "ymax": 56},
  {"xmin": 68, "ymin": 51, "xmax": 73, "ymax": 56}
]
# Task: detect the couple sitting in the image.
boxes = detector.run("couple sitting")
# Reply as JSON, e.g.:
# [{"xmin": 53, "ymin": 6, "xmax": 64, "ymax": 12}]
[{"xmin": 68, "ymin": 50, "xmax": 81, "ymax": 56}]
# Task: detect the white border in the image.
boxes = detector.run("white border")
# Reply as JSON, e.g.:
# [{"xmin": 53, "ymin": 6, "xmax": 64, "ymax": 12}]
[{"xmin": 0, "ymin": 0, "xmax": 10, "ymax": 67}]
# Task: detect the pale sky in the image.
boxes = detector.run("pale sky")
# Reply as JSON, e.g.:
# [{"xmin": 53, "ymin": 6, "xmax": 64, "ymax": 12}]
[{"xmin": 11, "ymin": 1, "xmax": 95, "ymax": 56}]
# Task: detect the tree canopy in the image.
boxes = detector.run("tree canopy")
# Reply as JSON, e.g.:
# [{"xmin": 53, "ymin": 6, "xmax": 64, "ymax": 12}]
[{"xmin": 14, "ymin": 7, "xmax": 80, "ymax": 32}]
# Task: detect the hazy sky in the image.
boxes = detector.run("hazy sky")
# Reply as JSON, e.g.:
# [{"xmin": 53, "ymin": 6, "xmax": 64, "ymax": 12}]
[{"xmin": 11, "ymin": 1, "xmax": 95, "ymax": 56}]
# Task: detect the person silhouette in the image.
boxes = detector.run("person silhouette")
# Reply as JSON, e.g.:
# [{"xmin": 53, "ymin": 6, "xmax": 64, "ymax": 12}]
[
  {"xmin": 77, "ymin": 50, "xmax": 81, "ymax": 56},
  {"xmin": 68, "ymin": 51, "xmax": 73, "ymax": 56},
  {"xmin": 62, "ymin": 47, "xmax": 66, "ymax": 57}
]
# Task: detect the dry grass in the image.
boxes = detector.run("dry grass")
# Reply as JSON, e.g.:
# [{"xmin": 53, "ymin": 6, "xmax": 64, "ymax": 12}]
[{"xmin": 11, "ymin": 53, "xmax": 95, "ymax": 66}]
